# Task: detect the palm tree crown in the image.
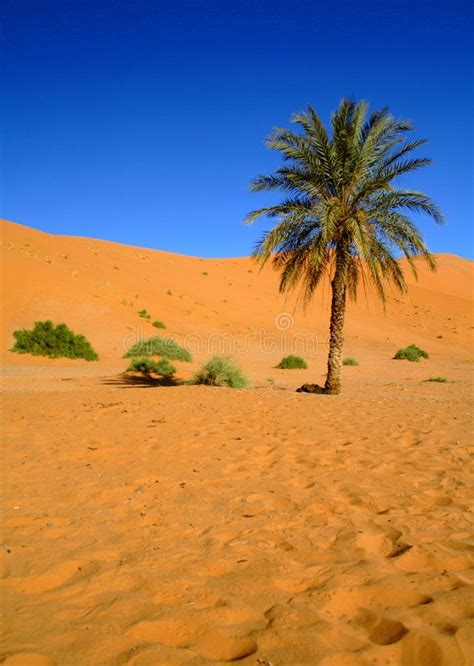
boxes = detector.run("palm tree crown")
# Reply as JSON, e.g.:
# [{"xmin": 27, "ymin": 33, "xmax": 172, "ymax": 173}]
[{"xmin": 246, "ymin": 99, "xmax": 442, "ymax": 393}]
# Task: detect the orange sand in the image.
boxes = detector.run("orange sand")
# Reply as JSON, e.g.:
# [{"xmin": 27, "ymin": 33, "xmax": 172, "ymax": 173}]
[{"xmin": 1, "ymin": 219, "xmax": 473, "ymax": 665}]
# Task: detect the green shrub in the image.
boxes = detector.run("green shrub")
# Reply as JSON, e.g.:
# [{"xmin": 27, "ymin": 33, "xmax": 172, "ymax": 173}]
[
  {"xmin": 10, "ymin": 320, "xmax": 98, "ymax": 361},
  {"xmin": 125, "ymin": 336, "xmax": 192, "ymax": 362},
  {"xmin": 276, "ymin": 355, "xmax": 307, "ymax": 369},
  {"xmin": 424, "ymin": 376, "xmax": 448, "ymax": 383},
  {"xmin": 343, "ymin": 357, "xmax": 359, "ymax": 366},
  {"xmin": 394, "ymin": 344, "xmax": 429, "ymax": 362},
  {"xmin": 138, "ymin": 309, "xmax": 151, "ymax": 319},
  {"xmin": 127, "ymin": 357, "xmax": 176, "ymax": 377},
  {"xmin": 152, "ymin": 320, "xmax": 166, "ymax": 329},
  {"xmin": 193, "ymin": 356, "xmax": 249, "ymax": 388}
]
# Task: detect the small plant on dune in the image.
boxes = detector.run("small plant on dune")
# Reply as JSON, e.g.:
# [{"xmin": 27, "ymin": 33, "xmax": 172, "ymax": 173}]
[
  {"xmin": 193, "ymin": 356, "xmax": 249, "ymax": 388},
  {"xmin": 124, "ymin": 335, "xmax": 191, "ymax": 381},
  {"xmin": 152, "ymin": 320, "xmax": 166, "ymax": 329},
  {"xmin": 424, "ymin": 376, "xmax": 448, "ymax": 383},
  {"xmin": 125, "ymin": 335, "xmax": 192, "ymax": 362},
  {"xmin": 138, "ymin": 309, "xmax": 151, "ymax": 320},
  {"xmin": 343, "ymin": 357, "xmax": 359, "ymax": 366},
  {"xmin": 202, "ymin": 271, "xmax": 208, "ymax": 276},
  {"xmin": 127, "ymin": 357, "xmax": 176, "ymax": 377},
  {"xmin": 394, "ymin": 344, "xmax": 429, "ymax": 362},
  {"xmin": 276, "ymin": 355, "xmax": 308, "ymax": 369},
  {"xmin": 10, "ymin": 320, "xmax": 98, "ymax": 361}
]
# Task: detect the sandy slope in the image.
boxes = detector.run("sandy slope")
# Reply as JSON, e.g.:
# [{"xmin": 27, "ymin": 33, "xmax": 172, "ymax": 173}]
[
  {"xmin": 1, "ymin": 219, "xmax": 473, "ymax": 665},
  {"xmin": 1, "ymin": 218, "xmax": 473, "ymax": 367}
]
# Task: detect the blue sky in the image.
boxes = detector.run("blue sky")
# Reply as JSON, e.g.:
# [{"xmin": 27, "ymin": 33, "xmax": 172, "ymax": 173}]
[{"xmin": 2, "ymin": 0, "xmax": 473, "ymax": 258}]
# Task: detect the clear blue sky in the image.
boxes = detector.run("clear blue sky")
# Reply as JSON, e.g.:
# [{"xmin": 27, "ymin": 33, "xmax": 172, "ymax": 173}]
[{"xmin": 2, "ymin": 0, "xmax": 473, "ymax": 258}]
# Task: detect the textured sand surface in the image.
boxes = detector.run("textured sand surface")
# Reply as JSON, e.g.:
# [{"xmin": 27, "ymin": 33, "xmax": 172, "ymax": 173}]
[{"xmin": 1, "ymin": 219, "xmax": 473, "ymax": 665}]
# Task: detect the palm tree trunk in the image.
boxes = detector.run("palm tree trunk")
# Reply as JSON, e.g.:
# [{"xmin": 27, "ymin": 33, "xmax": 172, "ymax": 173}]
[{"xmin": 324, "ymin": 254, "xmax": 347, "ymax": 395}]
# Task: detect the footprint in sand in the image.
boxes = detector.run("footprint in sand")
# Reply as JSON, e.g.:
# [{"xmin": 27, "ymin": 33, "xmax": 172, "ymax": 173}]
[
  {"xmin": 395, "ymin": 543, "xmax": 474, "ymax": 574},
  {"xmin": 8, "ymin": 560, "xmax": 99, "ymax": 594},
  {"xmin": 128, "ymin": 617, "xmax": 258, "ymax": 661},
  {"xmin": 2, "ymin": 656, "xmax": 57, "ymax": 666},
  {"xmin": 195, "ymin": 630, "xmax": 257, "ymax": 661},
  {"xmin": 455, "ymin": 624, "xmax": 474, "ymax": 664},
  {"xmin": 322, "ymin": 584, "xmax": 431, "ymax": 619},
  {"xmin": 356, "ymin": 526, "xmax": 412, "ymax": 558},
  {"xmin": 128, "ymin": 617, "xmax": 206, "ymax": 648},
  {"xmin": 400, "ymin": 632, "xmax": 446, "ymax": 666},
  {"xmin": 416, "ymin": 491, "xmax": 453, "ymax": 506},
  {"xmin": 324, "ymin": 625, "xmax": 367, "ymax": 652},
  {"xmin": 243, "ymin": 492, "xmax": 297, "ymax": 512},
  {"xmin": 318, "ymin": 654, "xmax": 370, "ymax": 666},
  {"xmin": 355, "ymin": 609, "xmax": 409, "ymax": 645}
]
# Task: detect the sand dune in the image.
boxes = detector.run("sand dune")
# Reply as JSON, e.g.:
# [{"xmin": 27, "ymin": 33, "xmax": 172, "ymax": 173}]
[
  {"xmin": 1, "ymin": 218, "xmax": 473, "ymax": 365},
  {"xmin": 1, "ymin": 219, "xmax": 473, "ymax": 665}
]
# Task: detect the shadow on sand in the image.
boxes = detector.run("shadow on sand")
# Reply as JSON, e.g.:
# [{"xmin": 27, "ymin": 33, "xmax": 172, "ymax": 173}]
[{"xmin": 101, "ymin": 373, "xmax": 188, "ymax": 389}]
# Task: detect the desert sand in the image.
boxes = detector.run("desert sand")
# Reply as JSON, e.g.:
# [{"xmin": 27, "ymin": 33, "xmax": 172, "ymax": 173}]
[{"xmin": 1, "ymin": 218, "xmax": 473, "ymax": 665}]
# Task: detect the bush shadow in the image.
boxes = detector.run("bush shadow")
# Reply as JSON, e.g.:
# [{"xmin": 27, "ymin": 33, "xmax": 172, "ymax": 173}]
[{"xmin": 102, "ymin": 373, "xmax": 187, "ymax": 389}]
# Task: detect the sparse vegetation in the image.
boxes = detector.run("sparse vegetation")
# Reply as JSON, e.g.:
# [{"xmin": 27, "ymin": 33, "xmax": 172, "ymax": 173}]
[
  {"xmin": 343, "ymin": 357, "xmax": 359, "ymax": 366},
  {"xmin": 202, "ymin": 271, "xmax": 208, "ymax": 276},
  {"xmin": 276, "ymin": 355, "xmax": 308, "ymax": 369},
  {"xmin": 152, "ymin": 320, "xmax": 166, "ymax": 329},
  {"xmin": 424, "ymin": 376, "xmax": 448, "ymax": 383},
  {"xmin": 125, "ymin": 335, "xmax": 191, "ymax": 381},
  {"xmin": 193, "ymin": 356, "xmax": 249, "ymax": 388},
  {"xmin": 394, "ymin": 344, "xmax": 429, "ymax": 362},
  {"xmin": 124, "ymin": 336, "xmax": 192, "ymax": 362},
  {"xmin": 138, "ymin": 309, "xmax": 151, "ymax": 320},
  {"xmin": 166, "ymin": 289, "xmax": 172, "ymax": 296},
  {"xmin": 437, "ymin": 335, "xmax": 443, "ymax": 339},
  {"xmin": 10, "ymin": 320, "xmax": 98, "ymax": 361},
  {"xmin": 126, "ymin": 357, "xmax": 176, "ymax": 377}
]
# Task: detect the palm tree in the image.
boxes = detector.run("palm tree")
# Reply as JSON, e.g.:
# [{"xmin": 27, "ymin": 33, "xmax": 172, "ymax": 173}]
[{"xmin": 246, "ymin": 99, "xmax": 442, "ymax": 394}]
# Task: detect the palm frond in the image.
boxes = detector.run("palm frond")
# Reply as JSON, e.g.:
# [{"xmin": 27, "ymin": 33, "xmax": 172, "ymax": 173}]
[{"xmin": 246, "ymin": 99, "xmax": 441, "ymax": 307}]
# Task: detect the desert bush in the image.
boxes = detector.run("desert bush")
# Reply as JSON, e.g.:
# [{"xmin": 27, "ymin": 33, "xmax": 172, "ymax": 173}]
[
  {"xmin": 193, "ymin": 356, "xmax": 249, "ymax": 388},
  {"xmin": 343, "ymin": 357, "xmax": 359, "ymax": 366},
  {"xmin": 276, "ymin": 355, "xmax": 308, "ymax": 369},
  {"xmin": 10, "ymin": 320, "xmax": 98, "ymax": 361},
  {"xmin": 127, "ymin": 357, "xmax": 176, "ymax": 377},
  {"xmin": 424, "ymin": 376, "xmax": 448, "ymax": 383},
  {"xmin": 394, "ymin": 344, "xmax": 429, "ymax": 362},
  {"xmin": 124, "ymin": 336, "xmax": 192, "ymax": 362},
  {"xmin": 138, "ymin": 309, "xmax": 151, "ymax": 319},
  {"xmin": 152, "ymin": 320, "xmax": 166, "ymax": 329}
]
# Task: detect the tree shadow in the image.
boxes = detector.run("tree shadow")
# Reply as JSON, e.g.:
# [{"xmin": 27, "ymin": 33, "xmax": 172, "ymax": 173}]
[
  {"xmin": 296, "ymin": 383, "xmax": 327, "ymax": 394},
  {"xmin": 101, "ymin": 373, "xmax": 187, "ymax": 389}
]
